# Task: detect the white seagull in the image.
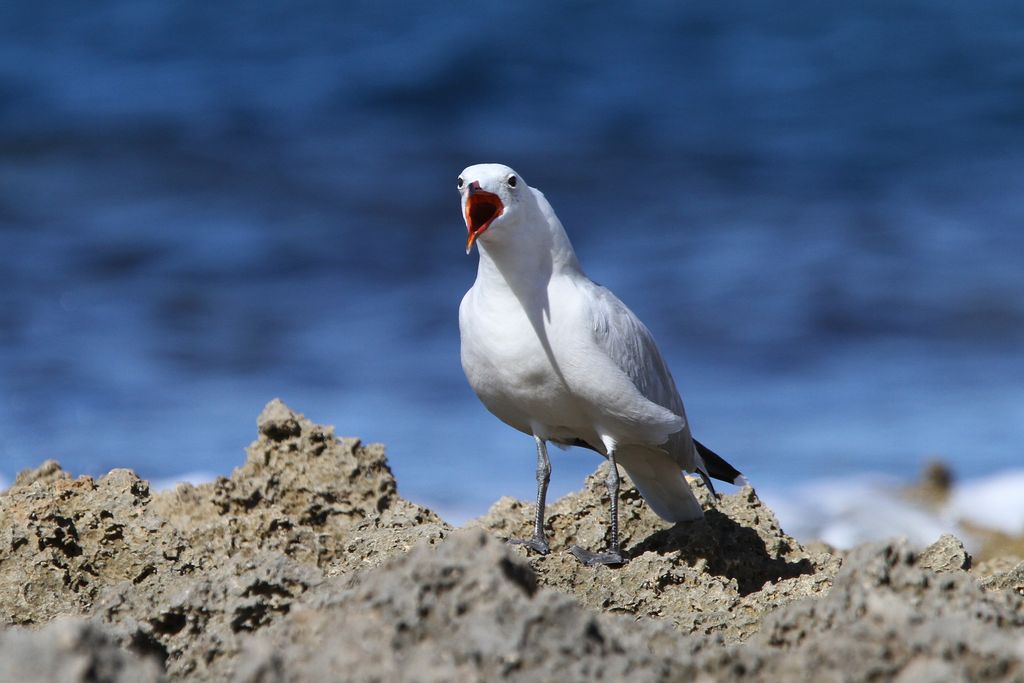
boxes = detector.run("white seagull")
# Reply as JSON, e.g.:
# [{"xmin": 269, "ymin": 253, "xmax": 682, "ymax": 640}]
[{"xmin": 458, "ymin": 163, "xmax": 745, "ymax": 565}]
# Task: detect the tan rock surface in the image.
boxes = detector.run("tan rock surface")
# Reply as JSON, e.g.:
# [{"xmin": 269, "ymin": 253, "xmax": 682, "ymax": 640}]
[{"xmin": 0, "ymin": 400, "xmax": 1022, "ymax": 682}]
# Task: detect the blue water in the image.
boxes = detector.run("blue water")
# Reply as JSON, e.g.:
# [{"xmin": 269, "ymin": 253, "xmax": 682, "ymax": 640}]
[{"xmin": 2, "ymin": 2, "xmax": 1023, "ymax": 523}]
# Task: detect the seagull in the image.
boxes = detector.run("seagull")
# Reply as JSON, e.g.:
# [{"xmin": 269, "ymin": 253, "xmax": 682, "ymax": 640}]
[{"xmin": 458, "ymin": 163, "xmax": 745, "ymax": 566}]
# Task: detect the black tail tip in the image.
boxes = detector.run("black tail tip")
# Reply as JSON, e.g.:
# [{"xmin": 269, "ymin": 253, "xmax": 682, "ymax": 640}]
[{"xmin": 694, "ymin": 439, "xmax": 746, "ymax": 486}]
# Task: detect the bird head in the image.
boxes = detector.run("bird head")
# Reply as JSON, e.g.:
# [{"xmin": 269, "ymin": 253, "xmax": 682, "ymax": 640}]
[{"xmin": 457, "ymin": 163, "xmax": 525, "ymax": 254}]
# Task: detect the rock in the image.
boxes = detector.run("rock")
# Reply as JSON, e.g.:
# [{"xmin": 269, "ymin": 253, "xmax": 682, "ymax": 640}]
[
  {"xmin": 471, "ymin": 463, "xmax": 837, "ymax": 642},
  {"xmin": 0, "ymin": 400, "xmax": 449, "ymax": 679},
  {"xmin": 718, "ymin": 539, "xmax": 1024, "ymax": 682},
  {"xmin": 11, "ymin": 459, "xmax": 71, "ymax": 489},
  {"xmin": 963, "ymin": 522, "xmax": 1024, "ymax": 565},
  {"xmin": 973, "ymin": 555, "xmax": 1024, "ymax": 579},
  {"xmin": 0, "ymin": 464, "xmax": 186, "ymax": 624},
  {"xmin": 917, "ymin": 532, "xmax": 972, "ymax": 572},
  {"xmin": 96, "ymin": 551, "xmax": 325, "ymax": 681},
  {"xmin": 0, "ymin": 618, "xmax": 165, "ymax": 682},
  {"xmin": 256, "ymin": 399, "xmax": 302, "ymax": 441},
  {"xmin": 232, "ymin": 530, "xmax": 697, "ymax": 683},
  {"xmin": 903, "ymin": 459, "xmax": 954, "ymax": 508},
  {"xmin": 979, "ymin": 560, "xmax": 1024, "ymax": 597},
  {"xmin": 147, "ymin": 398, "xmax": 449, "ymax": 574},
  {"xmin": 2, "ymin": 400, "xmax": 1023, "ymax": 682}
]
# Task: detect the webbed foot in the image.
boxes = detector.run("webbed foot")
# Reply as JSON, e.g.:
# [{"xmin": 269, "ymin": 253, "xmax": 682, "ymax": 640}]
[
  {"xmin": 568, "ymin": 544, "xmax": 624, "ymax": 566},
  {"xmin": 508, "ymin": 536, "xmax": 550, "ymax": 555}
]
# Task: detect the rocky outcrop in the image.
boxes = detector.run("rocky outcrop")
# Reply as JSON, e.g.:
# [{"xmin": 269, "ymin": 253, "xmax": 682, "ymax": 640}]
[{"xmin": 0, "ymin": 400, "xmax": 1021, "ymax": 682}]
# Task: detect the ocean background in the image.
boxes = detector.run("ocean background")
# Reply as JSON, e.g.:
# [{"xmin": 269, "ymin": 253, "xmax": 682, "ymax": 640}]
[{"xmin": 2, "ymin": 2, "xmax": 1023, "ymax": 547}]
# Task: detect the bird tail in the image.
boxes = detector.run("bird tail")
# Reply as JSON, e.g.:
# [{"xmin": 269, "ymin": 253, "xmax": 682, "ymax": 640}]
[
  {"xmin": 615, "ymin": 447, "xmax": 704, "ymax": 523},
  {"xmin": 694, "ymin": 439, "xmax": 748, "ymax": 487}
]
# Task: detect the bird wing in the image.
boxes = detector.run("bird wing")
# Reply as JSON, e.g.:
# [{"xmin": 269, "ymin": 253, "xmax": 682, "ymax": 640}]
[{"xmin": 579, "ymin": 278, "xmax": 698, "ymax": 470}]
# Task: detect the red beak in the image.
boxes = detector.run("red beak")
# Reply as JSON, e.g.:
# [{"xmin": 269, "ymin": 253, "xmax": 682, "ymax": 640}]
[{"xmin": 464, "ymin": 182, "xmax": 504, "ymax": 254}]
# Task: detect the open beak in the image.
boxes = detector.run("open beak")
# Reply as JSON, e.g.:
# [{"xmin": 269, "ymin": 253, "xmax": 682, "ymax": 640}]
[{"xmin": 464, "ymin": 183, "xmax": 504, "ymax": 254}]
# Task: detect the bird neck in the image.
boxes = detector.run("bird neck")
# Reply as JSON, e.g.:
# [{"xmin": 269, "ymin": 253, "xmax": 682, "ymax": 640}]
[
  {"xmin": 475, "ymin": 191, "xmax": 583, "ymax": 297},
  {"xmin": 476, "ymin": 217, "xmax": 581, "ymax": 297}
]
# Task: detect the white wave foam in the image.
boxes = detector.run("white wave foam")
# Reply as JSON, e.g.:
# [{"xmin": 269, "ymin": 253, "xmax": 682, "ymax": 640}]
[
  {"xmin": 946, "ymin": 470, "xmax": 1024, "ymax": 535},
  {"xmin": 759, "ymin": 475, "xmax": 950, "ymax": 548},
  {"xmin": 760, "ymin": 469, "xmax": 1024, "ymax": 549},
  {"xmin": 150, "ymin": 471, "xmax": 218, "ymax": 492}
]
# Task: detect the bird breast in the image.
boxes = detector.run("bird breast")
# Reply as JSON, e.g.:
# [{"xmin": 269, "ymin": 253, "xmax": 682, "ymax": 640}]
[{"xmin": 459, "ymin": 285, "xmax": 583, "ymax": 435}]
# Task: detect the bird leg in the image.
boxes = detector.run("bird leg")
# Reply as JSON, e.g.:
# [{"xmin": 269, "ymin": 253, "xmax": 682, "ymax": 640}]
[
  {"xmin": 569, "ymin": 450, "xmax": 625, "ymax": 566},
  {"xmin": 698, "ymin": 470, "xmax": 719, "ymax": 504},
  {"xmin": 509, "ymin": 435, "xmax": 551, "ymax": 555}
]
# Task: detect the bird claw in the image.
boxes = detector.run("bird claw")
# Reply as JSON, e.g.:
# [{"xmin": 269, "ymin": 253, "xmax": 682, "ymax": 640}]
[
  {"xmin": 568, "ymin": 544, "xmax": 624, "ymax": 566},
  {"xmin": 508, "ymin": 536, "xmax": 550, "ymax": 555}
]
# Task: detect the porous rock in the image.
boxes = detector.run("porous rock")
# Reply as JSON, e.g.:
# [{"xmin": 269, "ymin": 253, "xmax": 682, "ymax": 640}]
[
  {"xmin": 916, "ymin": 532, "xmax": 972, "ymax": 573},
  {"xmin": 471, "ymin": 464, "xmax": 838, "ymax": 642},
  {"xmin": 232, "ymin": 529, "xmax": 698, "ymax": 683},
  {"xmin": 2, "ymin": 400, "xmax": 1023, "ymax": 683},
  {"xmin": 980, "ymin": 560, "xmax": 1024, "ymax": 596},
  {"xmin": 0, "ymin": 465, "xmax": 186, "ymax": 624},
  {"xmin": 0, "ymin": 400, "xmax": 448, "ymax": 680},
  {"xmin": 717, "ymin": 540, "xmax": 1024, "ymax": 682},
  {"xmin": 0, "ymin": 618, "xmax": 165, "ymax": 683}
]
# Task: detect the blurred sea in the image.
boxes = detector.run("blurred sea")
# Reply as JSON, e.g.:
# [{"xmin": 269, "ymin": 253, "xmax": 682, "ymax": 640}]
[{"xmin": 2, "ymin": 2, "xmax": 1023, "ymax": 544}]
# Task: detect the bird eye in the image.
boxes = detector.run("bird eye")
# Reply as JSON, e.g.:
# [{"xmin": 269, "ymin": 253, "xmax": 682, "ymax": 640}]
[
  {"xmin": 506, "ymin": 174, "xmax": 517, "ymax": 188},
  {"xmin": 457, "ymin": 176, "xmax": 465, "ymax": 189}
]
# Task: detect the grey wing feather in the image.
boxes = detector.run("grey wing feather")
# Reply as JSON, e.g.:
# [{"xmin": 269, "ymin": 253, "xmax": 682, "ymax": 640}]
[{"xmin": 584, "ymin": 281, "xmax": 698, "ymax": 471}]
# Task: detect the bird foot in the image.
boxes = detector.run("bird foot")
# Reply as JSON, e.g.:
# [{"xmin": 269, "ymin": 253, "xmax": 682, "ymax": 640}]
[
  {"xmin": 508, "ymin": 535, "xmax": 550, "ymax": 555},
  {"xmin": 568, "ymin": 545, "xmax": 624, "ymax": 566}
]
